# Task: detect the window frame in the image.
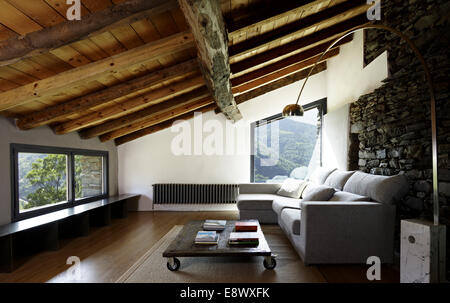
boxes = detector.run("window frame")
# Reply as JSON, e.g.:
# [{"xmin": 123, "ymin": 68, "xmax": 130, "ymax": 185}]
[
  {"xmin": 250, "ymin": 98, "xmax": 327, "ymax": 183},
  {"xmin": 10, "ymin": 144, "xmax": 109, "ymax": 221}
]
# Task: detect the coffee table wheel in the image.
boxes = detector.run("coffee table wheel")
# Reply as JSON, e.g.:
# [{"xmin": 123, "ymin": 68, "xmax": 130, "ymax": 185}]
[
  {"xmin": 263, "ymin": 256, "xmax": 276, "ymax": 270},
  {"xmin": 167, "ymin": 257, "xmax": 180, "ymax": 271}
]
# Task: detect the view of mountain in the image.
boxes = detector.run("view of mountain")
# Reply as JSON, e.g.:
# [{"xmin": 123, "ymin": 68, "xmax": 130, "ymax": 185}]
[{"xmin": 254, "ymin": 117, "xmax": 318, "ymax": 183}]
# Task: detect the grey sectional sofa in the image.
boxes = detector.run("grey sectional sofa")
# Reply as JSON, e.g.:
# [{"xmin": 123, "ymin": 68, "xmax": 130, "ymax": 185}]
[{"xmin": 237, "ymin": 168, "xmax": 409, "ymax": 265}]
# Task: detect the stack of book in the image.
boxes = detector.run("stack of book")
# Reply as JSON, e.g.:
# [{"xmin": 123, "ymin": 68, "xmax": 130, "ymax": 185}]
[
  {"xmin": 228, "ymin": 232, "xmax": 259, "ymax": 246},
  {"xmin": 235, "ymin": 221, "xmax": 258, "ymax": 232},
  {"xmin": 203, "ymin": 220, "xmax": 226, "ymax": 231},
  {"xmin": 195, "ymin": 231, "xmax": 219, "ymax": 245}
]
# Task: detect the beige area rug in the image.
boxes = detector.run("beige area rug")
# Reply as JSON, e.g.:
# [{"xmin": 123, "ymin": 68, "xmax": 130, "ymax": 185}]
[{"xmin": 116, "ymin": 225, "xmax": 325, "ymax": 283}]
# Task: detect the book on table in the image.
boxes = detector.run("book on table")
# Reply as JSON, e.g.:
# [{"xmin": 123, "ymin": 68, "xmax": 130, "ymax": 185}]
[
  {"xmin": 203, "ymin": 220, "xmax": 226, "ymax": 231},
  {"xmin": 235, "ymin": 221, "xmax": 258, "ymax": 232},
  {"xmin": 228, "ymin": 232, "xmax": 259, "ymax": 245},
  {"xmin": 195, "ymin": 231, "xmax": 219, "ymax": 245}
]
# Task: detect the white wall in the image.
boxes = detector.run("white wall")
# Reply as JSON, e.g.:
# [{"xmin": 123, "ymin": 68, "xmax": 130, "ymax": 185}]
[
  {"xmin": 323, "ymin": 31, "xmax": 388, "ymax": 170},
  {"xmin": 118, "ymin": 72, "xmax": 327, "ymax": 210},
  {"xmin": 0, "ymin": 116, "xmax": 118, "ymax": 225}
]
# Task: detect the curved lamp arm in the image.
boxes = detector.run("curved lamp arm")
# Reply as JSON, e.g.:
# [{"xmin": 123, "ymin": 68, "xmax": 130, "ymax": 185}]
[{"xmin": 285, "ymin": 24, "xmax": 439, "ymax": 225}]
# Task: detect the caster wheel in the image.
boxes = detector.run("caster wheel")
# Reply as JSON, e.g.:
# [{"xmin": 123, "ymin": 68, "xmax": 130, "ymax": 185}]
[
  {"xmin": 167, "ymin": 258, "xmax": 180, "ymax": 271},
  {"xmin": 263, "ymin": 257, "xmax": 276, "ymax": 270}
]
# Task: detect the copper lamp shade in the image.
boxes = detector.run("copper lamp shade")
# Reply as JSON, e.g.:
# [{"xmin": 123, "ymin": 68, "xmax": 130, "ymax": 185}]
[{"xmin": 282, "ymin": 104, "xmax": 304, "ymax": 117}]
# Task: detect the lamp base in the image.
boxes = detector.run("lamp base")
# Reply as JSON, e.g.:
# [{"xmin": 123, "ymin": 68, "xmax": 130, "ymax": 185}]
[{"xmin": 400, "ymin": 219, "xmax": 446, "ymax": 283}]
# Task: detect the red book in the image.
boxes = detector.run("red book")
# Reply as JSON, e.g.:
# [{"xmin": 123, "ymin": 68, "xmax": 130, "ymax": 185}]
[{"xmin": 235, "ymin": 221, "xmax": 258, "ymax": 232}]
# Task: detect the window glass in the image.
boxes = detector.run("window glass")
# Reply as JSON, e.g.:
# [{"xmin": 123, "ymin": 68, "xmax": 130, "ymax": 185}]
[
  {"xmin": 75, "ymin": 155, "xmax": 104, "ymax": 199},
  {"xmin": 18, "ymin": 152, "xmax": 68, "ymax": 213}
]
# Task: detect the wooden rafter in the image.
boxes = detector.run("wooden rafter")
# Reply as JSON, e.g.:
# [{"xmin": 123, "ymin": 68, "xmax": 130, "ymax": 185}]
[
  {"xmin": 99, "ymin": 95, "xmax": 213, "ymax": 142},
  {"xmin": 231, "ymin": 35, "xmax": 353, "ymax": 88},
  {"xmin": 53, "ymin": 74, "xmax": 205, "ymax": 135},
  {"xmin": 234, "ymin": 62, "xmax": 327, "ymax": 105},
  {"xmin": 16, "ymin": 59, "xmax": 200, "ymax": 129},
  {"xmin": 232, "ymin": 49, "xmax": 339, "ymax": 95},
  {"xmin": 114, "ymin": 103, "xmax": 217, "ymax": 146},
  {"xmin": 178, "ymin": 0, "xmax": 241, "ymax": 121},
  {"xmin": 230, "ymin": 14, "xmax": 368, "ymax": 75},
  {"xmin": 229, "ymin": 0, "xmax": 367, "ymax": 57},
  {"xmin": 79, "ymin": 87, "xmax": 210, "ymax": 139},
  {"xmin": 0, "ymin": 0, "xmax": 178, "ymax": 66},
  {"xmin": 0, "ymin": 31, "xmax": 194, "ymax": 112}
]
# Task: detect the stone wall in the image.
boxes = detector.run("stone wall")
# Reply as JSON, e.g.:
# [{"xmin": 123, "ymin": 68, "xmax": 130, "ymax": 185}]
[
  {"xmin": 349, "ymin": 0, "xmax": 450, "ymax": 277},
  {"xmin": 78, "ymin": 156, "xmax": 103, "ymax": 198}
]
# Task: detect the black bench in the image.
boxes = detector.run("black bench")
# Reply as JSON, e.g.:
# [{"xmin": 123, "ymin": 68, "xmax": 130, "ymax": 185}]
[{"xmin": 0, "ymin": 194, "xmax": 140, "ymax": 273}]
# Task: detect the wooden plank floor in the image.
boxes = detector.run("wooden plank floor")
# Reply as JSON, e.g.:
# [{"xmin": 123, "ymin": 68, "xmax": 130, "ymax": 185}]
[{"xmin": 0, "ymin": 211, "xmax": 399, "ymax": 283}]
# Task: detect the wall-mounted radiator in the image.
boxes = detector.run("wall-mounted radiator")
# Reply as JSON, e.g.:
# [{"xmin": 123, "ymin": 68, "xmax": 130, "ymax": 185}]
[{"xmin": 152, "ymin": 184, "xmax": 239, "ymax": 204}]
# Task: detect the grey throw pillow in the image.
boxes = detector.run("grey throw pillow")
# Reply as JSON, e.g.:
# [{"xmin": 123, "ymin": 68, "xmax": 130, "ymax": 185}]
[
  {"xmin": 277, "ymin": 178, "xmax": 308, "ymax": 198},
  {"xmin": 329, "ymin": 191, "xmax": 370, "ymax": 202},
  {"xmin": 302, "ymin": 185, "xmax": 336, "ymax": 201}
]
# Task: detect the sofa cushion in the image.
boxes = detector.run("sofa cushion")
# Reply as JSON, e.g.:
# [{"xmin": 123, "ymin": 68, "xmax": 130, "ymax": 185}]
[
  {"xmin": 343, "ymin": 171, "xmax": 409, "ymax": 204},
  {"xmin": 308, "ymin": 167, "xmax": 337, "ymax": 184},
  {"xmin": 324, "ymin": 170, "xmax": 355, "ymax": 190},
  {"xmin": 280, "ymin": 208, "xmax": 301, "ymax": 235},
  {"xmin": 237, "ymin": 194, "xmax": 277, "ymax": 210},
  {"xmin": 272, "ymin": 196, "xmax": 301, "ymax": 215},
  {"xmin": 302, "ymin": 185, "xmax": 336, "ymax": 201},
  {"xmin": 276, "ymin": 178, "xmax": 308, "ymax": 198},
  {"xmin": 329, "ymin": 191, "xmax": 370, "ymax": 202}
]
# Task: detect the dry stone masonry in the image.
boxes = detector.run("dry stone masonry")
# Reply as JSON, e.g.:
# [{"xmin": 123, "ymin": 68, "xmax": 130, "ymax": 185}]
[{"xmin": 349, "ymin": 0, "xmax": 450, "ymax": 276}]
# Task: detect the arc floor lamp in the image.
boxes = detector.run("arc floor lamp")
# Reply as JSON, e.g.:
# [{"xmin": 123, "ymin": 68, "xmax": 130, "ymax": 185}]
[{"xmin": 282, "ymin": 24, "xmax": 445, "ymax": 282}]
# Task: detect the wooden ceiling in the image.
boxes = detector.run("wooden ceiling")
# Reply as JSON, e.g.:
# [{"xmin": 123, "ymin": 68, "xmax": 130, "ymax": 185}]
[{"xmin": 0, "ymin": 0, "xmax": 370, "ymax": 145}]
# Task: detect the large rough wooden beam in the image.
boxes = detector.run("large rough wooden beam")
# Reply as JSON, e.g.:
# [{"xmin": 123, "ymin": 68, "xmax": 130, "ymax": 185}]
[
  {"xmin": 53, "ymin": 74, "xmax": 205, "ymax": 134},
  {"xmin": 16, "ymin": 59, "xmax": 199, "ymax": 130},
  {"xmin": 79, "ymin": 87, "xmax": 210, "ymax": 139},
  {"xmin": 178, "ymin": 0, "xmax": 241, "ymax": 121},
  {"xmin": 234, "ymin": 62, "xmax": 327, "ymax": 105},
  {"xmin": 114, "ymin": 104, "xmax": 217, "ymax": 146},
  {"xmin": 0, "ymin": 31, "xmax": 194, "ymax": 111},
  {"xmin": 0, "ymin": 0, "xmax": 178, "ymax": 66}
]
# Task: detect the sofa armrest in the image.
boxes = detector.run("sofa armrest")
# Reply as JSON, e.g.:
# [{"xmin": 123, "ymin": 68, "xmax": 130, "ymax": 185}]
[
  {"xmin": 299, "ymin": 201, "xmax": 396, "ymax": 264},
  {"xmin": 239, "ymin": 183, "xmax": 281, "ymax": 194}
]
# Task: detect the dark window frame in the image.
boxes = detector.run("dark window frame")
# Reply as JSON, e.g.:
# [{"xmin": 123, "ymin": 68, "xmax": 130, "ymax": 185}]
[
  {"xmin": 10, "ymin": 144, "xmax": 109, "ymax": 221},
  {"xmin": 250, "ymin": 98, "xmax": 327, "ymax": 183}
]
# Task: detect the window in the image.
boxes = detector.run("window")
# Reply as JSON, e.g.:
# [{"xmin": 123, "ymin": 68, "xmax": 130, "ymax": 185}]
[
  {"xmin": 250, "ymin": 98, "xmax": 326, "ymax": 183},
  {"xmin": 11, "ymin": 144, "xmax": 108, "ymax": 221}
]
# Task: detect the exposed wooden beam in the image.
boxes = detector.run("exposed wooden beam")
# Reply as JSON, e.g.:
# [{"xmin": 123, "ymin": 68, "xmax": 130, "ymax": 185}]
[
  {"xmin": 234, "ymin": 62, "xmax": 327, "ymax": 105},
  {"xmin": 53, "ymin": 74, "xmax": 205, "ymax": 135},
  {"xmin": 0, "ymin": 31, "xmax": 194, "ymax": 112},
  {"xmin": 231, "ymin": 35, "xmax": 352, "ymax": 88},
  {"xmin": 178, "ymin": 0, "xmax": 241, "ymax": 121},
  {"xmin": 16, "ymin": 59, "xmax": 200, "ymax": 129},
  {"xmin": 0, "ymin": 0, "xmax": 178, "ymax": 66},
  {"xmin": 114, "ymin": 104, "xmax": 217, "ymax": 146},
  {"xmin": 227, "ymin": 0, "xmax": 321, "ymax": 34},
  {"xmin": 230, "ymin": 14, "xmax": 368, "ymax": 75},
  {"xmin": 232, "ymin": 49, "xmax": 339, "ymax": 95},
  {"xmin": 79, "ymin": 87, "xmax": 210, "ymax": 139},
  {"xmin": 100, "ymin": 96, "xmax": 214, "ymax": 142},
  {"xmin": 229, "ymin": 0, "xmax": 367, "ymax": 57}
]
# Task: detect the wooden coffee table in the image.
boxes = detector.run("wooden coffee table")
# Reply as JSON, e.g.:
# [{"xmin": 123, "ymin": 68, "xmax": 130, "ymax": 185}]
[{"xmin": 162, "ymin": 220, "xmax": 276, "ymax": 271}]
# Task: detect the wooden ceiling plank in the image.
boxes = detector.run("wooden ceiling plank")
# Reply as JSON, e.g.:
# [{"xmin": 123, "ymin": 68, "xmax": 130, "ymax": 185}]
[
  {"xmin": 234, "ymin": 62, "xmax": 327, "ymax": 105},
  {"xmin": 230, "ymin": 14, "xmax": 368, "ymax": 75},
  {"xmin": 16, "ymin": 59, "xmax": 200, "ymax": 129},
  {"xmin": 0, "ymin": 0, "xmax": 42, "ymax": 35},
  {"xmin": 233, "ymin": 48, "xmax": 339, "ymax": 94},
  {"xmin": 114, "ymin": 103, "xmax": 216, "ymax": 146},
  {"xmin": 44, "ymin": 0, "xmax": 90, "ymax": 17},
  {"xmin": 229, "ymin": 0, "xmax": 366, "ymax": 57},
  {"xmin": 6, "ymin": 0, "xmax": 66, "ymax": 28},
  {"xmin": 0, "ymin": 30, "xmax": 194, "ymax": 111},
  {"xmin": 81, "ymin": 86, "xmax": 210, "ymax": 139},
  {"xmin": 231, "ymin": 34, "xmax": 352, "ymax": 87},
  {"xmin": 179, "ymin": 0, "xmax": 241, "ymax": 121},
  {"xmin": 52, "ymin": 74, "xmax": 205, "ymax": 134},
  {"xmin": 0, "ymin": 0, "xmax": 178, "ymax": 66},
  {"xmin": 81, "ymin": 0, "xmax": 113, "ymax": 13}
]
